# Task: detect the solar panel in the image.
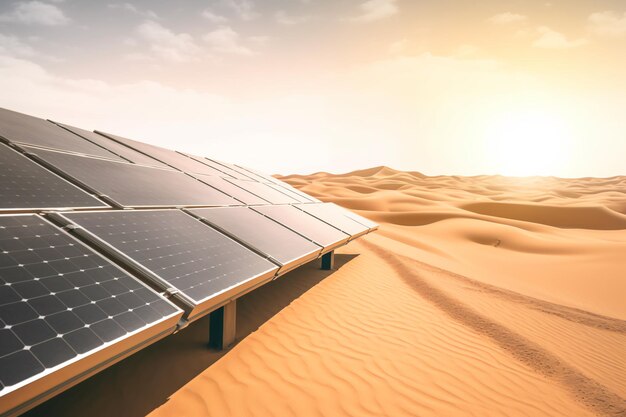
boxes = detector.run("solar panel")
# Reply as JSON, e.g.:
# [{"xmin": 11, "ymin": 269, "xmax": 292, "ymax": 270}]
[
  {"xmin": 96, "ymin": 131, "xmax": 225, "ymax": 176},
  {"xmin": 224, "ymin": 178, "xmax": 300, "ymax": 204},
  {"xmin": 206, "ymin": 159, "xmax": 258, "ymax": 180},
  {"xmin": 194, "ymin": 175, "xmax": 268, "ymax": 205},
  {"xmin": 252, "ymin": 205, "xmax": 350, "ymax": 252},
  {"xmin": 54, "ymin": 123, "xmax": 172, "ymax": 169},
  {"xmin": 295, "ymin": 203, "xmax": 371, "ymax": 238},
  {"xmin": 0, "ymin": 144, "xmax": 107, "ymax": 211},
  {"xmin": 54, "ymin": 210, "xmax": 278, "ymax": 320},
  {"xmin": 265, "ymin": 182, "xmax": 316, "ymax": 203},
  {"xmin": 0, "ymin": 108, "xmax": 122, "ymax": 161},
  {"xmin": 21, "ymin": 147, "xmax": 240, "ymax": 208},
  {"xmin": 0, "ymin": 214, "xmax": 182, "ymax": 416},
  {"xmin": 189, "ymin": 207, "xmax": 322, "ymax": 274}
]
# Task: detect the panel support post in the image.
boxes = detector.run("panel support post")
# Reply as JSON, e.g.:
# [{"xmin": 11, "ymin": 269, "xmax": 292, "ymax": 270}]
[
  {"xmin": 209, "ymin": 300, "xmax": 237, "ymax": 350},
  {"xmin": 320, "ymin": 250, "xmax": 335, "ymax": 271}
]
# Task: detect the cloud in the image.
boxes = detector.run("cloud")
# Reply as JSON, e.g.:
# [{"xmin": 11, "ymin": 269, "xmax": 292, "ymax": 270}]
[
  {"xmin": 588, "ymin": 11, "xmax": 626, "ymax": 37},
  {"xmin": 0, "ymin": 34, "xmax": 36, "ymax": 57},
  {"xmin": 0, "ymin": 1, "xmax": 69, "ymax": 25},
  {"xmin": 532, "ymin": 26, "xmax": 589, "ymax": 49},
  {"xmin": 223, "ymin": 0, "xmax": 258, "ymax": 20},
  {"xmin": 108, "ymin": 3, "xmax": 159, "ymax": 20},
  {"xmin": 487, "ymin": 12, "xmax": 527, "ymax": 25},
  {"xmin": 345, "ymin": 0, "xmax": 398, "ymax": 23},
  {"xmin": 136, "ymin": 21, "xmax": 201, "ymax": 62},
  {"xmin": 203, "ymin": 26, "xmax": 255, "ymax": 56},
  {"xmin": 275, "ymin": 10, "xmax": 308, "ymax": 25},
  {"xmin": 202, "ymin": 9, "xmax": 228, "ymax": 23}
]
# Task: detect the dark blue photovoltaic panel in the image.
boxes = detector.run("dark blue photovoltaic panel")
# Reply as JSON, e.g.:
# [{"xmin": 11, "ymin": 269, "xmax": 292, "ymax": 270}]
[
  {"xmin": 252, "ymin": 205, "xmax": 349, "ymax": 250},
  {"xmin": 0, "ymin": 215, "xmax": 181, "ymax": 392},
  {"xmin": 22, "ymin": 147, "xmax": 239, "ymax": 208},
  {"xmin": 0, "ymin": 108, "xmax": 122, "ymax": 160},
  {"xmin": 190, "ymin": 207, "xmax": 321, "ymax": 267},
  {"xmin": 61, "ymin": 210, "xmax": 278, "ymax": 304},
  {"xmin": 0, "ymin": 144, "xmax": 107, "ymax": 211}
]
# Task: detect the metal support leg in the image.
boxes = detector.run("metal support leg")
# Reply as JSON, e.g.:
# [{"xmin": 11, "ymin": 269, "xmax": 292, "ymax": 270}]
[
  {"xmin": 321, "ymin": 250, "xmax": 335, "ymax": 270},
  {"xmin": 209, "ymin": 299, "xmax": 237, "ymax": 350}
]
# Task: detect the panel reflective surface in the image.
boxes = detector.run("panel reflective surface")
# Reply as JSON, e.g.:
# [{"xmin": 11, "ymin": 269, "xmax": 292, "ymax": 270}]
[
  {"xmin": 56, "ymin": 124, "xmax": 171, "ymax": 169},
  {"xmin": 195, "ymin": 175, "xmax": 268, "ymax": 205},
  {"xmin": 0, "ymin": 144, "xmax": 106, "ymax": 211},
  {"xmin": 295, "ymin": 203, "xmax": 370, "ymax": 237},
  {"xmin": 61, "ymin": 210, "xmax": 278, "ymax": 304},
  {"xmin": 265, "ymin": 182, "xmax": 315, "ymax": 203},
  {"xmin": 225, "ymin": 179, "xmax": 299, "ymax": 204},
  {"xmin": 0, "ymin": 215, "xmax": 181, "ymax": 391},
  {"xmin": 96, "ymin": 131, "xmax": 225, "ymax": 176},
  {"xmin": 22, "ymin": 147, "xmax": 239, "ymax": 208},
  {"xmin": 0, "ymin": 108, "xmax": 121, "ymax": 160},
  {"xmin": 206, "ymin": 159, "xmax": 256, "ymax": 180},
  {"xmin": 252, "ymin": 205, "xmax": 349, "ymax": 250},
  {"xmin": 190, "ymin": 207, "xmax": 321, "ymax": 267}
]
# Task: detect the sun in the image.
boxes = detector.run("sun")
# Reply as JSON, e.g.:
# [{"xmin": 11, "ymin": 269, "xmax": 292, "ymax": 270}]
[{"xmin": 484, "ymin": 109, "xmax": 572, "ymax": 177}]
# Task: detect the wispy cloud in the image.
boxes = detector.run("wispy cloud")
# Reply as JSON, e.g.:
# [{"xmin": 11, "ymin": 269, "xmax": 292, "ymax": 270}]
[
  {"xmin": 0, "ymin": 1, "xmax": 69, "ymax": 26},
  {"xmin": 532, "ymin": 26, "xmax": 588, "ymax": 49},
  {"xmin": 202, "ymin": 9, "xmax": 228, "ymax": 23},
  {"xmin": 0, "ymin": 34, "xmax": 36, "ymax": 57},
  {"xmin": 345, "ymin": 0, "xmax": 398, "ymax": 23},
  {"xmin": 136, "ymin": 21, "xmax": 201, "ymax": 62},
  {"xmin": 223, "ymin": 0, "xmax": 258, "ymax": 21},
  {"xmin": 487, "ymin": 12, "xmax": 527, "ymax": 25},
  {"xmin": 108, "ymin": 3, "xmax": 159, "ymax": 20},
  {"xmin": 203, "ymin": 26, "xmax": 256, "ymax": 56},
  {"xmin": 275, "ymin": 10, "xmax": 309, "ymax": 25},
  {"xmin": 588, "ymin": 11, "xmax": 626, "ymax": 37}
]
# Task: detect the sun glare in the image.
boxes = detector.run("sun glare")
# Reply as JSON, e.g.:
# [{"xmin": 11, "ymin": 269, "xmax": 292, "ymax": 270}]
[{"xmin": 484, "ymin": 109, "xmax": 572, "ymax": 177}]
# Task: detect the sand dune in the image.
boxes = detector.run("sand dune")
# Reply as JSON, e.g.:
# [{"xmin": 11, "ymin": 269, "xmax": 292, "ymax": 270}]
[{"xmin": 26, "ymin": 167, "xmax": 626, "ymax": 417}]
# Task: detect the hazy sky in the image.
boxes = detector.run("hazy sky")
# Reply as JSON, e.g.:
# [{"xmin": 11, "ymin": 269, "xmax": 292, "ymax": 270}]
[{"xmin": 1, "ymin": 0, "xmax": 625, "ymax": 177}]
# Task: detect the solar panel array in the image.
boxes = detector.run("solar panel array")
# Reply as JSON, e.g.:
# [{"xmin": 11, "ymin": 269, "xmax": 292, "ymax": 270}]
[{"xmin": 0, "ymin": 106, "xmax": 377, "ymax": 416}]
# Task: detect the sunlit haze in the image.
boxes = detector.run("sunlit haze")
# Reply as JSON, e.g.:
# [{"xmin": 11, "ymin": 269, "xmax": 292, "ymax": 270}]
[{"xmin": 1, "ymin": 0, "xmax": 625, "ymax": 177}]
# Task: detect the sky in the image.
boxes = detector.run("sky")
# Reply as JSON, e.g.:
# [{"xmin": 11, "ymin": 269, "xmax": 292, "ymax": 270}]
[{"xmin": 0, "ymin": 0, "xmax": 625, "ymax": 177}]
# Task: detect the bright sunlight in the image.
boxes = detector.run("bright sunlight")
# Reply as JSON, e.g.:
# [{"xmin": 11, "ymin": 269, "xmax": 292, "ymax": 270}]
[{"xmin": 484, "ymin": 109, "xmax": 572, "ymax": 177}]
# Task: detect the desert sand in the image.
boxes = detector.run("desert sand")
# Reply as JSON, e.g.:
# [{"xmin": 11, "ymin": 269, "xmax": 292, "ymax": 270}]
[{"xmin": 26, "ymin": 167, "xmax": 626, "ymax": 417}]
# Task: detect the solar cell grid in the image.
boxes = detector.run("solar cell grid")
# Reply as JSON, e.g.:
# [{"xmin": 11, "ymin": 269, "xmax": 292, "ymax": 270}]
[
  {"xmin": 60, "ymin": 210, "xmax": 278, "ymax": 304},
  {"xmin": 0, "ymin": 144, "xmax": 107, "ymax": 211},
  {"xmin": 0, "ymin": 215, "xmax": 180, "ymax": 390}
]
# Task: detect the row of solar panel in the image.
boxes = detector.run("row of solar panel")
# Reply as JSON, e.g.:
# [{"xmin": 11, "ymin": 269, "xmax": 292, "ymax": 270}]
[
  {"xmin": 0, "ymin": 106, "xmax": 378, "ymax": 416},
  {"xmin": 0, "ymin": 203, "xmax": 376, "ymax": 415},
  {"xmin": 0, "ymin": 107, "xmax": 317, "ymax": 211}
]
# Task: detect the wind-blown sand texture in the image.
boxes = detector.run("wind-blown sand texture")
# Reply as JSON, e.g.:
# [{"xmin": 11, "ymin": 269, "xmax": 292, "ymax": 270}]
[{"xmin": 26, "ymin": 167, "xmax": 626, "ymax": 417}]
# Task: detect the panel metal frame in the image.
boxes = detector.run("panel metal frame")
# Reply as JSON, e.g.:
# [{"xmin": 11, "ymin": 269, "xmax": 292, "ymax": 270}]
[
  {"xmin": 48, "ymin": 210, "xmax": 279, "ymax": 323},
  {"xmin": 0, "ymin": 214, "xmax": 183, "ymax": 417}
]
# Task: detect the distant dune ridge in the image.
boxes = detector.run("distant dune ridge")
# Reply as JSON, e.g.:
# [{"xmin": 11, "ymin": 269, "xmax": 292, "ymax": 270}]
[{"xmin": 31, "ymin": 167, "xmax": 626, "ymax": 417}]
